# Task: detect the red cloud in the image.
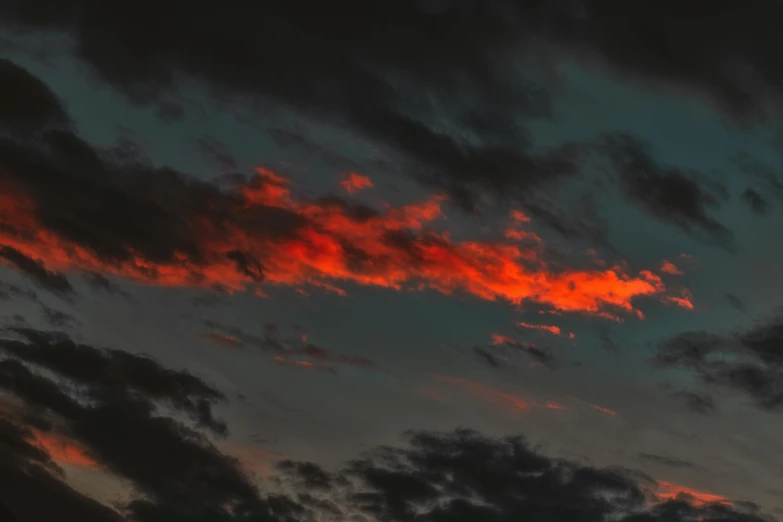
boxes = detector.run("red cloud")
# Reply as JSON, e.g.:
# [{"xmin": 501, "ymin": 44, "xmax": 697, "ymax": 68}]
[
  {"xmin": 517, "ymin": 322, "xmax": 574, "ymax": 338},
  {"xmin": 201, "ymin": 332, "xmax": 244, "ymax": 348},
  {"xmin": 660, "ymin": 260, "xmax": 684, "ymax": 275},
  {"xmin": 433, "ymin": 374, "xmax": 530, "ymax": 414},
  {"xmin": 340, "ymin": 173, "xmax": 374, "ymax": 193},
  {"xmin": 31, "ymin": 430, "xmax": 98, "ymax": 469},
  {"xmin": 655, "ymin": 481, "xmax": 729, "ymax": 507},
  {"xmin": 0, "ymin": 169, "xmax": 673, "ymax": 318}
]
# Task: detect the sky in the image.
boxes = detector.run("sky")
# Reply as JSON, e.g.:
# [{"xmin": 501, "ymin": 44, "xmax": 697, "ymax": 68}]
[{"xmin": 1, "ymin": 2, "xmax": 783, "ymax": 521}]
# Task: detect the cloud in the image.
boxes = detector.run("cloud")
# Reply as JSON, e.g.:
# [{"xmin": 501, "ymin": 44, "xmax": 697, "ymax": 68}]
[
  {"xmin": 490, "ymin": 333, "xmax": 555, "ymax": 368},
  {"xmin": 2, "ymin": 2, "xmax": 781, "ymax": 258},
  {"xmin": 660, "ymin": 260, "xmax": 684, "ymax": 276},
  {"xmin": 658, "ymin": 317, "xmax": 783, "ymax": 411},
  {"xmin": 433, "ymin": 374, "xmax": 531, "ymax": 415},
  {"xmin": 724, "ymin": 293, "xmax": 747, "ymax": 314},
  {"xmin": 671, "ymin": 390, "xmax": 718, "ymax": 416},
  {"xmin": 742, "ymin": 188, "xmax": 770, "ymax": 216},
  {"xmin": 0, "ymin": 245, "xmax": 74, "ymax": 296},
  {"xmin": 196, "ymin": 137, "xmax": 238, "ymax": 171},
  {"xmin": 602, "ymin": 134, "xmax": 734, "ymax": 250},
  {"xmin": 282, "ymin": 429, "xmax": 770, "ymax": 522},
  {"xmin": 203, "ymin": 320, "xmax": 375, "ymax": 369},
  {"xmin": 0, "ymin": 328, "xmax": 298, "ymax": 522},
  {"xmin": 340, "ymin": 173, "xmax": 373, "ymax": 194},
  {"xmin": 201, "ymin": 331, "xmax": 244, "ymax": 348},
  {"xmin": 655, "ymin": 481, "xmax": 730, "ymax": 507},
  {"xmin": 517, "ymin": 321, "xmax": 575, "ymax": 338},
  {"xmin": 0, "ymin": 61, "xmax": 692, "ymax": 322},
  {"xmin": 637, "ymin": 453, "xmax": 696, "ymax": 470},
  {"xmin": 0, "ymin": 328, "xmax": 773, "ymax": 522},
  {"xmin": 472, "ymin": 345, "xmax": 508, "ymax": 369}
]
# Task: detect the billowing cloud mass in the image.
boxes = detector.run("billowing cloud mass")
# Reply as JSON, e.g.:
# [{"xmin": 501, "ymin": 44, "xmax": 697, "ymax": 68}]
[
  {"xmin": 0, "ymin": 329, "xmax": 772, "ymax": 522},
  {"xmin": 0, "ymin": 59, "xmax": 674, "ymax": 320}
]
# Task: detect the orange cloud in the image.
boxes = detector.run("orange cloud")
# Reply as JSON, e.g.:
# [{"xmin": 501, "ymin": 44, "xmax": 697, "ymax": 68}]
[
  {"xmin": 0, "ymin": 170, "xmax": 671, "ymax": 318},
  {"xmin": 545, "ymin": 401, "xmax": 565, "ymax": 410},
  {"xmin": 660, "ymin": 260, "xmax": 683, "ymax": 276},
  {"xmin": 665, "ymin": 289, "xmax": 694, "ymax": 310},
  {"xmin": 340, "ymin": 173, "xmax": 373, "ymax": 193},
  {"xmin": 570, "ymin": 396, "xmax": 618, "ymax": 416},
  {"xmin": 510, "ymin": 210, "xmax": 530, "ymax": 223},
  {"xmin": 655, "ymin": 481, "xmax": 729, "ymax": 507},
  {"xmin": 433, "ymin": 374, "xmax": 530, "ymax": 414},
  {"xmin": 201, "ymin": 332, "xmax": 244, "ymax": 348},
  {"xmin": 31, "ymin": 430, "xmax": 97, "ymax": 468},
  {"xmin": 517, "ymin": 322, "xmax": 574, "ymax": 338},
  {"xmin": 587, "ymin": 404, "xmax": 617, "ymax": 416},
  {"xmin": 273, "ymin": 356, "xmax": 316, "ymax": 369}
]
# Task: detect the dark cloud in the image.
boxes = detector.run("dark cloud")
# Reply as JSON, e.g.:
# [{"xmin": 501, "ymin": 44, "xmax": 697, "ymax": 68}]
[
  {"xmin": 472, "ymin": 346, "xmax": 507, "ymax": 369},
  {"xmin": 0, "ymin": 328, "xmax": 294, "ymax": 522},
  {"xmin": 0, "ymin": 416, "xmax": 123, "ymax": 522},
  {"xmin": 637, "ymin": 453, "xmax": 696, "ymax": 470},
  {"xmin": 282, "ymin": 428, "xmax": 770, "ymax": 522},
  {"xmin": 39, "ymin": 304, "xmax": 80, "ymax": 328},
  {"xmin": 203, "ymin": 320, "xmax": 375, "ymax": 369},
  {"xmin": 0, "ymin": 328, "xmax": 774, "ymax": 522},
  {"xmin": 2, "ymin": 1, "xmax": 782, "ymax": 217},
  {"xmin": 602, "ymin": 134, "xmax": 734, "ymax": 250},
  {"xmin": 724, "ymin": 293, "xmax": 748, "ymax": 314},
  {"xmin": 0, "ymin": 3, "xmax": 581, "ymax": 218},
  {"xmin": 0, "ymin": 245, "xmax": 74, "ymax": 296},
  {"xmin": 490, "ymin": 335, "xmax": 556, "ymax": 368},
  {"xmin": 671, "ymin": 391, "xmax": 718, "ymax": 416},
  {"xmin": 742, "ymin": 188, "xmax": 770, "ymax": 216},
  {"xmin": 197, "ymin": 137, "xmax": 238, "ymax": 171},
  {"xmin": 658, "ymin": 316, "xmax": 783, "ymax": 411},
  {"xmin": 0, "ymin": 60, "xmax": 310, "ymax": 280},
  {"xmin": 0, "ymin": 57, "xmax": 69, "ymax": 135}
]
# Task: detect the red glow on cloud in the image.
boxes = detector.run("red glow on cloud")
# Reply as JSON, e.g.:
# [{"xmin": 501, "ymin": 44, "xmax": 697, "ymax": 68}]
[
  {"xmin": 433, "ymin": 374, "xmax": 530, "ymax": 414},
  {"xmin": 660, "ymin": 260, "xmax": 684, "ymax": 275},
  {"xmin": 655, "ymin": 481, "xmax": 730, "ymax": 507},
  {"xmin": 273, "ymin": 356, "xmax": 316, "ymax": 369},
  {"xmin": 201, "ymin": 332, "xmax": 244, "ymax": 348},
  {"xmin": 587, "ymin": 404, "xmax": 617, "ymax": 416},
  {"xmin": 0, "ymin": 170, "xmax": 674, "ymax": 319},
  {"xmin": 510, "ymin": 210, "xmax": 530, "ymax": 223},
  {"xmin": 491, "ymin": 333, "xmax": 517, "ymax": 346},
  {"xmin": 517, "ymin": 322, "xmax": 574, "ymax": 338},
  {"xmin": 545, "ymin": 401, "xmax": 565, "ymax": 410},
  {"xmin": 31, "ymin": 431, "xmax": 97, "ymax": 468},
  {"xmin": 340, "ymin": 173, "xmax": 374, "ymax": 193}
]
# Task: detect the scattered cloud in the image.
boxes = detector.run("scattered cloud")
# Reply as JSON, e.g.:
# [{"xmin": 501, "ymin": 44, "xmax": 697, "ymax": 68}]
[
  {"xmin": 339, "ymin": 173, "xmax": 373, "ymax": 194},
  {"xmin": 658, "ymin": 316, "xmax": 783, "ymax": 411},
  {"xmin": 602, "ymin": 134, "xmax": 734, "ymax": 250},
  {"xmin": 638, "ymin": 453, "xmax": 697, "ymax": 470},
  {"xmin": 518, "ymin": 321, "xmax": 575, "ymax": 338},
  {"xmin": 660, "ymin": 260, "xmax": 684, "ymax": 276},
  {"xmin": 433, "ymin": 374, "xmax": 530, "ymax": 415}
]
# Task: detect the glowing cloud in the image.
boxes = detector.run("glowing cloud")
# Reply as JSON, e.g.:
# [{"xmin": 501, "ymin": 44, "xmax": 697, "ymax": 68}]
[
  {"xmin": 340, "ymin": 173, "xmax": 373, "ymax": 193},
  {"xmin": 655, "ymin": 481, "xmax": 730, "ymax": 506},
  {"xmin": 517, "ymin": 322, "xmax": 574, "ymax": 338},
  {"xmin": 433, "ymin": 374, "xmax": 530, "ymax": 414},
  {"xmin": 0, "ymin": 170, "xmax": 673, "ymax": 318},
  {"xmin": 660, "ymin": 260, "xmax": 684, "ymax": 275},
  {"xmin": 273, "ymin": 356, "xmax": 316, "ymax": 369},
  {"xmin": 31, "ymin": 431, "xmax": 98, "ymax": 468}
]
